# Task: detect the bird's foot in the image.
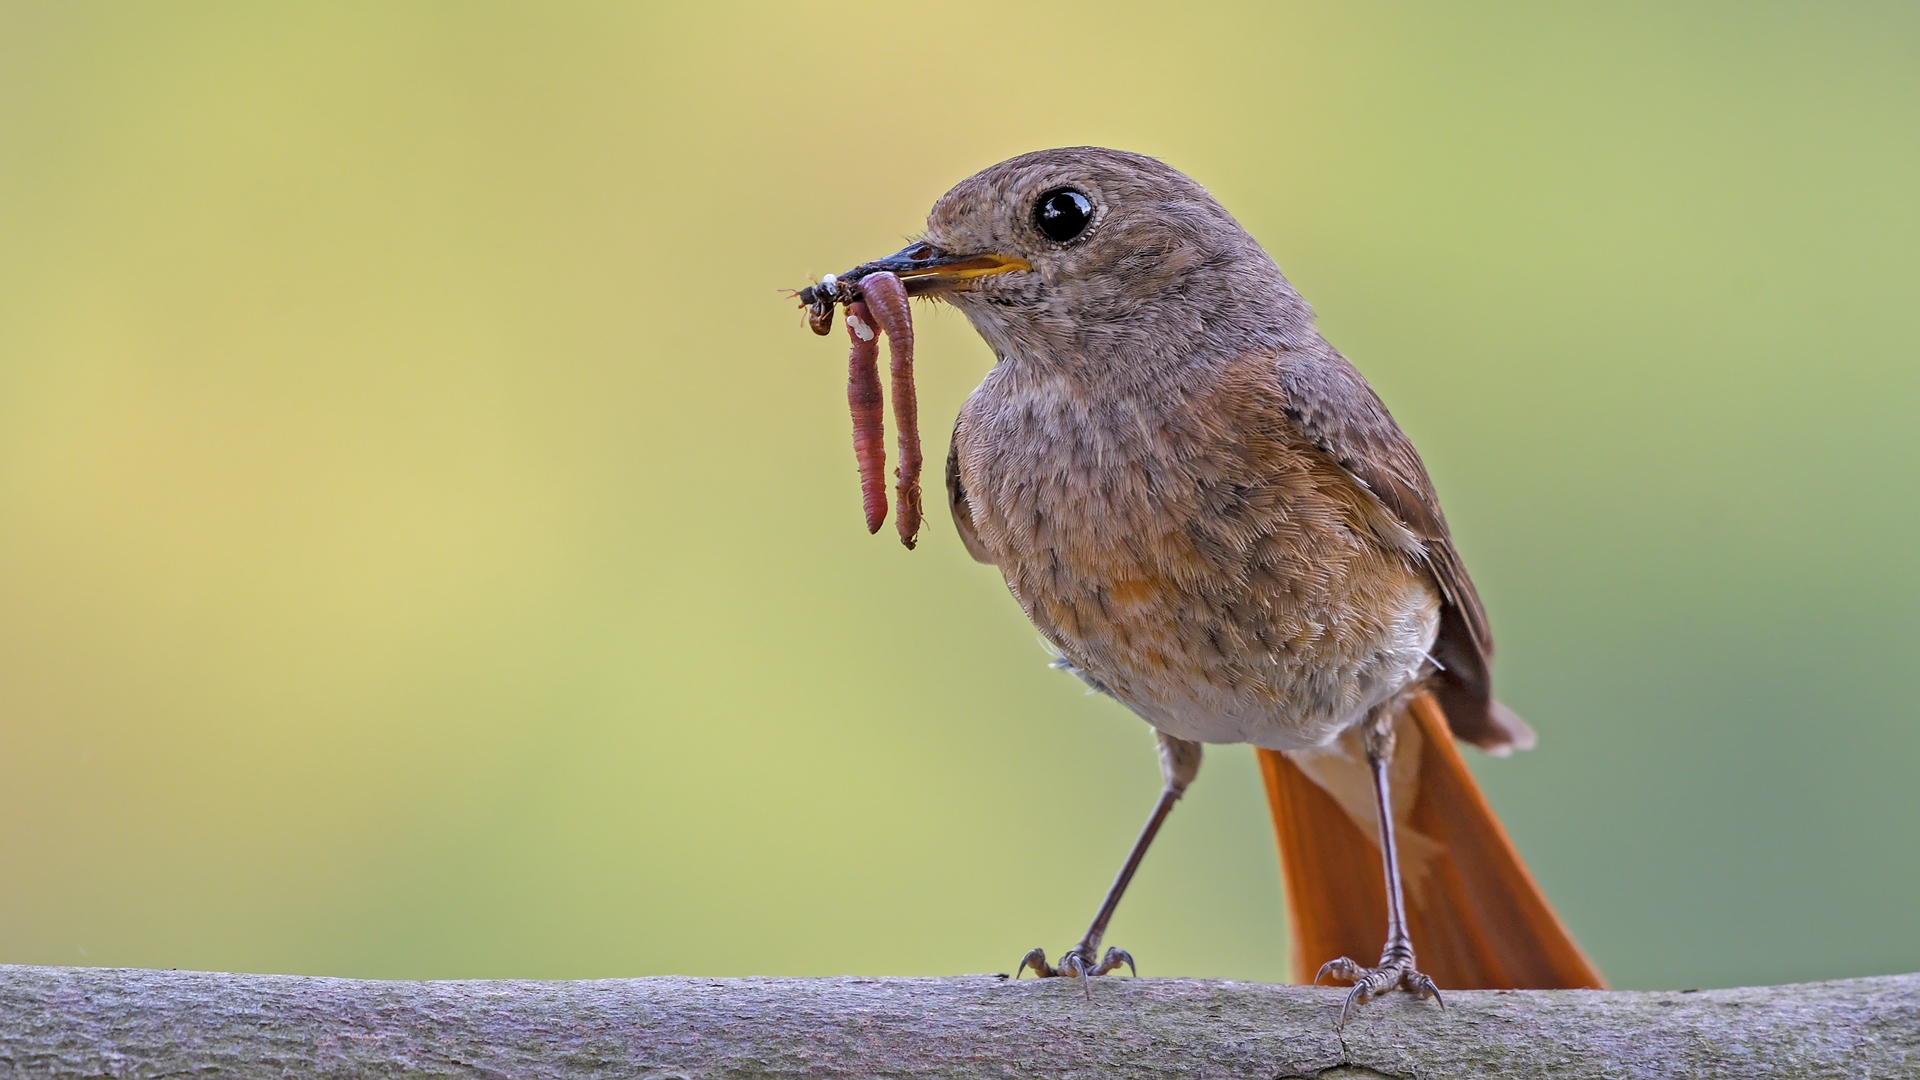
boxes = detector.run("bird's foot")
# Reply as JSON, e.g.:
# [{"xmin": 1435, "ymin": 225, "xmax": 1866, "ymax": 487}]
[
  {"xmin": 1015, "ymin": 944, "xmax": 1136, "ymax": 999},
  {"xmin": 1315, "ymin": 953, "xmax": 1444, "ymax": 1024}
]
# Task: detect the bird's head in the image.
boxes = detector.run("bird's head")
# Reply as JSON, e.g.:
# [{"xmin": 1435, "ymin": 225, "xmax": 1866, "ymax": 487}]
[{"xmin": 819, "ymin": 148, "xmax": 1311, "ymax": 371}]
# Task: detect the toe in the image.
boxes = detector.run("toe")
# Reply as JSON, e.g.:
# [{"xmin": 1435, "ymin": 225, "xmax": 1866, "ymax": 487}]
[
  {"xmin": 1407, "ymin": 971, "xmax": 1444, "ymax": 1008},
  {"xmin": 1095, "ymin": 947, "xmax": 1136, "ymax": 977},
  {"xmin": 1338, "ymin": 983, "xmax": 1374, "ymax": 1026},
  {"xmin": 1015, "ymin": 948, "xmax": 1054, "ymax": 979},
  {"xmin": 1315, "ymin": 957, "xmax": 1359, "ymax": 986},
  {"xmin": 1056, "ymin": 951, "xmax": 1092, "ymax": 998}
]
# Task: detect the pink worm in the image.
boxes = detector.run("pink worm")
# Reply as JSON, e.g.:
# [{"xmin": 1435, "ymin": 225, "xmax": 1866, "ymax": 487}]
[
  {"xmin": 844, "ymin": 300, "xmax": 888, "ymax": 534},
  {"xmin": 857, "ymin": 271, "xmax": 921, "ymax": 549}
]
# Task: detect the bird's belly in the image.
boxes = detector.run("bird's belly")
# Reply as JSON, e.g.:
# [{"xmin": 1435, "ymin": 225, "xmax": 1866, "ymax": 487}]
[
  {"xmin": 1017, "ymin": 543, "xmax": 1440, "ymax": 751},
  {"xmin": 957, "ymin": 367, "xmax": 1442, "ymax": 751},
  {"xmin": 973, "ymin": 474, "xmax": 1436, "ymax": 751}
]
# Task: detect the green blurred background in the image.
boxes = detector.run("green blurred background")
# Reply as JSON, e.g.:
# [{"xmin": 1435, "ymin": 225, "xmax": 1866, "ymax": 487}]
[{"xmin": 2, "ymin": 3, "xmax": 1916, "ymax": 991}]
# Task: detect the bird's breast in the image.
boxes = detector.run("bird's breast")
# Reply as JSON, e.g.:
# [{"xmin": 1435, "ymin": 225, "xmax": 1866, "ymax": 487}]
[{"xmin": 954, "ymin": 358, "xmax": 1439, "ymax": 750}]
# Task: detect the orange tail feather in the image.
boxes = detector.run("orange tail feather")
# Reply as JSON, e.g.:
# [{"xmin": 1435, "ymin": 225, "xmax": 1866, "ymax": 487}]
[{"xmin": 1256, "ymin": 692, "xmax": 1604, "ymax": 989}]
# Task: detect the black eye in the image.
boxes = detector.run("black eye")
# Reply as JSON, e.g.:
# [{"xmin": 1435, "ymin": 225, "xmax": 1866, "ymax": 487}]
[{"xmin": 1034, "ymin": 187, "xmax": 1093, "ymax": 243}]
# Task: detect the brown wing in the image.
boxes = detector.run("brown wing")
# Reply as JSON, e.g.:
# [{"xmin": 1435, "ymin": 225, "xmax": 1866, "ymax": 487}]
[
  {"xmin": 946, "ymin": 421, "xmax": 996, "ymax": 565},
  {"xmin": 1274, "ymin": 349, "xmax": 1531, "ymax": 751}
]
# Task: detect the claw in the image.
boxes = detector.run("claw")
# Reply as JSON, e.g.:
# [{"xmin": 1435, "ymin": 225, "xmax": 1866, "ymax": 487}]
[
  {"xmin": 1316, "ymin": 953, "xmax": 1444, "ymax": 1026},
  {"xmin": 1412, "ymin": 972, "xmax": 1445, "ymax": 1010},
  {"xmin": 1337, "ymin": 982, "xmax": 1373, "ymax": 1027},
  {"xmin": 1315, "ymin": 956, "xmax": 1359, "ymax": 986},
  {"xmin": 1058, "ymin": 950, "xmax": 1092, "ymax": 999},
  {"xmin": 1015, "ymin": 947, "xmax": 1053, "ymax": 979},
  {"xmin": 1011, "ymin": 944, "xmax": 1134, "ymax": 999}
]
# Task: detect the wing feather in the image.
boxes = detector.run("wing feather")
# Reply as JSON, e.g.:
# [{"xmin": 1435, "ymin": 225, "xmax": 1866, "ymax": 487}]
[
  {"xmin": 1274, "ymin": 350, "xmax": 1529, "ymax": 751},
  {"xmin": 946, "ymin": 420, "xmax": 996, "ymax": 565}
]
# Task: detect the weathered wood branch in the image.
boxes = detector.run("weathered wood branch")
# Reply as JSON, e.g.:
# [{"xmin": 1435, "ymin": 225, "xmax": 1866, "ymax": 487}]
[{"xmin": 0, "ymin": 965, "xmax": 1913, "ymax": 1078}]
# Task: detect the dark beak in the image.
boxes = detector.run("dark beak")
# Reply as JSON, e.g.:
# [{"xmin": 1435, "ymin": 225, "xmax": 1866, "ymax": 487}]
[{"xmin": 798, "ymin": 242, "xmax": 1031, "ymax": 306}]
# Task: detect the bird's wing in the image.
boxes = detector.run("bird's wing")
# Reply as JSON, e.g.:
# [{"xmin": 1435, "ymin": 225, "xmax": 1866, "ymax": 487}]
[
  {"xmin": 1273, "ymin": 349, "xmax": 1531, "ymax": 751},
  {"xmin": 946, "ymin": 419, "xmax": 996, "ymax": 565}
]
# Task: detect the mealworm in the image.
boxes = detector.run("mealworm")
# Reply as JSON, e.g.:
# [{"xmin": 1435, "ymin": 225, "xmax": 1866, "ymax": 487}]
[
  {"xmin": 844, "ymin": 300, "xmax": 888, "ymax": 534},
  {"xmin": 856, "ymin": 271, "xmax": 921, "ymax": 549}
]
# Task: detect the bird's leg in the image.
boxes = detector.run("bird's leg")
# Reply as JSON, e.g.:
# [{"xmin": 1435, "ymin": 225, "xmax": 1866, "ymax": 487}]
[
  {"xmin": 1017, "ymin": 732, "xmax": 1200, "ymax": 998},
  {"xmin": 1014, "ymin": 790, "xmax": 1165, "ymax": 994},
  {"xmin": 1315, "ymin": 703, "xmax": 1444, "ymax": 1023}
]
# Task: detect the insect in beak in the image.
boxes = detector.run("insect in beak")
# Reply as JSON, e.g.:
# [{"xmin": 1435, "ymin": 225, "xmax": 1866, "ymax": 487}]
[{"xmin": 797, "ymin": 245, "xmax": 1028, "ymax": 548}]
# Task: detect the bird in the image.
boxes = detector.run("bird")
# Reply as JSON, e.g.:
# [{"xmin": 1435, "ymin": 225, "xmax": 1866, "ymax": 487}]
[{"xmin": 809, "ymin": 147, "xmax": 1603, "ymax": 1015}]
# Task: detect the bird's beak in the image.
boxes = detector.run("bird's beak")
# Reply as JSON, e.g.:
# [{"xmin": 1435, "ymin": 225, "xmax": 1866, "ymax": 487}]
[{"xmin": 798, "ymin": 242, "xmax": 1031, "ymax": 305}]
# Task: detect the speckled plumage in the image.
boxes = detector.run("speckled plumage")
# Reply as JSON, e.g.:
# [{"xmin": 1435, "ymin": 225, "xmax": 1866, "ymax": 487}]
[{"xmin": 930, "ymin": 148, "xmax": 1521, "ymax": 756}]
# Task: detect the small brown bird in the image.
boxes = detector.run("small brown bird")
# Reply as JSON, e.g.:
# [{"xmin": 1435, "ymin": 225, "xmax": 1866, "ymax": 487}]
[{"xmin": 813, "ymin": 148, "xmax": 1602, "ymax": 1014}]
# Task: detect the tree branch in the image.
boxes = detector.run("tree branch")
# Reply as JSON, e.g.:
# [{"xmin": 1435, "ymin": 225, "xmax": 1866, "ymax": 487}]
[{"xmin": 0, "ymin": 964, "xmax": 1913, "ymax": 1078}]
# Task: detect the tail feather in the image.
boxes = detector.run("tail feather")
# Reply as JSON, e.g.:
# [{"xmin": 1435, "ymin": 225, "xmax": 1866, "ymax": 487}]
[
  {"xmin": 1256, "ymin": 692, "xmax": 1604, "ymax": 989},
  {"xmin": 1257, "ymin": 740, "xmax": 1389, "ymax": 985}
]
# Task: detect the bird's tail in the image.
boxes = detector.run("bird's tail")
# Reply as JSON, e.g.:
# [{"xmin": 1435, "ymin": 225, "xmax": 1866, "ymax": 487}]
[{"xmin": 1255, "ymin": 692, "xmax": 1604, "ymax": 989}]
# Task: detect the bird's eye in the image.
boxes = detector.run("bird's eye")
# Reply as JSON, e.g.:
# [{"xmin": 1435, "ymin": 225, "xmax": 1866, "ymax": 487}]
[{"xmin": 1034, "ymin": 187, "xmax": 1093, "ymax": 243}]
